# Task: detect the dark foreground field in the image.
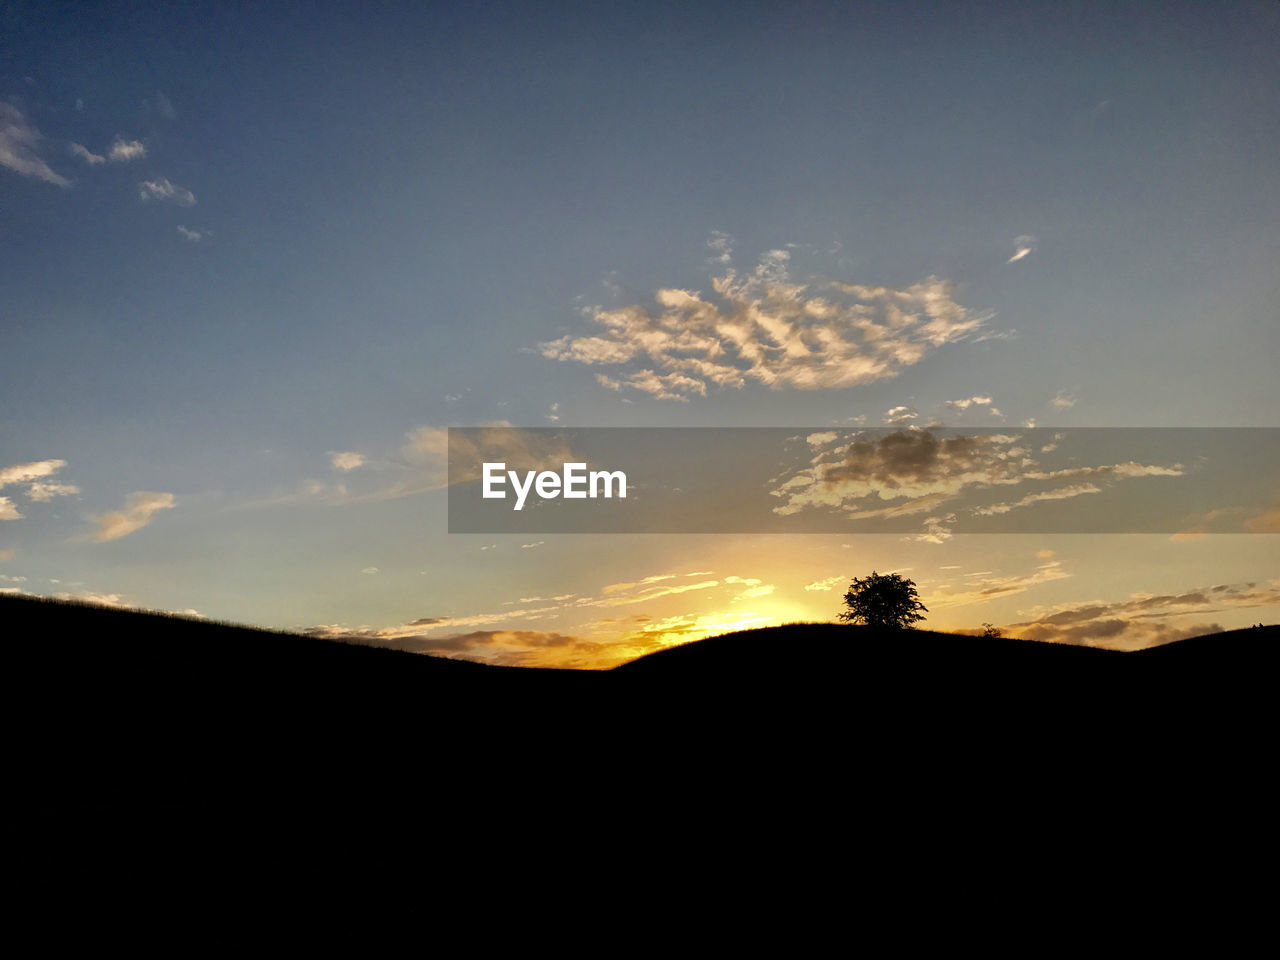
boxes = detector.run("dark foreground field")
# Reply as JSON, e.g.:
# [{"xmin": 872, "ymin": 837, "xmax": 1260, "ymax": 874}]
[{"xmin": 5, "ymin": 594, "xmax": 1275, "ymax": 889}]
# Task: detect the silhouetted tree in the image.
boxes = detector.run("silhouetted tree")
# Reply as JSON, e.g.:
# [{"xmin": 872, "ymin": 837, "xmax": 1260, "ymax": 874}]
[
  {"xmin": 839, "ymin": 571, "xmax": 928, "ymax": 629},
  {"xmin": 981, "ymin": 623, "xmax": 1003, "ymax": 638}
]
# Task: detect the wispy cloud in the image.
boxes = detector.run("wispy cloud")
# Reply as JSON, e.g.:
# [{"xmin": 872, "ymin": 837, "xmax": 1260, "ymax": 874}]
[
  {"xmin": 306, "ymin": 568, "xmax": 777, "ymax": 667},
  {"xmin": 1007, "ymin": 235, "xmax": 1036, "ymax": 263},
  {"xmin": 707, "ymin": 230, "xmax": 734, "ymax": 265},
  {"xmin": 87, "ymin": 491, "xmax": 175, "ymax": 542},
  {"xmin": 1050, "ymin": 391, "xmax": 1076, "ymax": 410},
  {"xmin": 70, "ymin": 142, "xmax": 105, "ymax": 165},
  {"xmin": 770, "ymin": 429, "xmax": 1183, "ymax": 529},
  {"xmin": 26, "ymin": 481, "xmax": 79, "ymax": 502},
  {"xmin": 1008, "ymin": 579, "xmax": 1280, "ymax": 650},
  {"xmin": 933, "ymin": 559, "xmax": 1071, "ymax": 606},
  {"xmin": 540, "ymin": 248, "xmax": 989, "ymax": 400},
  {"xmin": 804, "ymin": 575, "xmax": 844, "ymax": 592},
  {"xmin": 138, "ymin": 177, "xmax": 195, "ymax": 205},
  {"xmin": 154, "ymin": 91, "xmax": 176, "ymax": 120},
  {"xmin": 972, "ymin": 483, "xmax": 1103, "ymax": 517},
  {"xmin": 0, "ymin": 497, "xmax": 20, "ymax": 520},
  {"xmin": 0, "ymin": 103, "xmax": 69, "ymax": 186},
  {"xmin": 176, "ymin": 225, "xmax": 203, "ymax": 242}
]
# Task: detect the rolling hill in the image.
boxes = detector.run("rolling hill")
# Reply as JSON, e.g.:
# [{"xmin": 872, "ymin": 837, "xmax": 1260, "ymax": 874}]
[{"xmin": 6, "ymin": 593, "xmax": 1273, "ymax": 888}]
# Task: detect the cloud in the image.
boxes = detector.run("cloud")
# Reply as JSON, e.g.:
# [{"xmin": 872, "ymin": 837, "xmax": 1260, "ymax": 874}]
[
  {"xmin": 1244, "ymin": 508, "xmax": 1280, "ymax": 533},
  {"xmin": 25, "ymin": 482, "xmax": 79, "ymax": 501},
  {"xmin": 329, "ymin": 451, "xmax": 366, "ymax": 471},
  {"xmin": 770, "ymin": 429, "xmax": 1183, "ymax": 527},
  {"xmin": 707, "ymin": 230, "xmax": 734, "ymax": 264},
  {"xmin": 883, "ymin": 406, "xmax": 918, "ymax": 426},
  {"xmin": 1008, "ymin": 579, "xmax": 1280, "ymax": 650},
  {"xmin": 0, "ymin": 459, "xmax": 77, "ymax": 505},
  {"xmin": 361, "ymin": 567, "xmax": 379, "ymax": 575},
  {"xmin": 804, "ymin": 576, "xmax": 845, "ymax": 591},
  {"xmin": 0, "ymin": 459, "xmax": 69, "ymax": 487},
  {"xmin": 945, "ymin": 396, "xmax": 994, "ymax": 411},
  {"xmin": 1008, "ymin": 235, "xmax": 1036, "ymax": 263},
  {"xmin": 87, "ymin": 491, "xmax": 175, "ymax": 542},
  {"xmin": 0, "ymin": 497, "xmax": 20, "ymax": 520},
  {"xmin": 306, "ymin": 566, "xmax": 784, "ymax": 667},
  {"xmin": 1050, "ymin": 391, "xmax": 1076, "ymax": 410},
  {"xmin": 933, "ymin": 560, "xmax": 1071, "ymax": 606},
  {"xmin": 602, "ymin": 573, "xmax": 676, "ymax": 595},
  {"xmin": 0, "ymin": 548, "xmax": 15, "ymax": 562},
  {"xmin": 176, "ymin": 225, "xmax": 203, "ymax": 242},
  {"xmin": 108, "ymin": 138, "xmax": 145, "ymax": 162},
  {"xmin": 972, "ymin": 483, "xmax": 1103, "ymax": 516},
  {"xmin": 155, "ymin": 91, "xmax": 177, "ymax": 120},
  {"xmin": 903, "ymin": 513, "xmax": 957, "ymax": 544},
  {"xmin": 70, "ymin": 142, "xmax": 105, "ymax": 165},
  {"xmin": 138, "ymin": 177, "xmax": 196, "ymax": 205},
  {"xmin": 53, "ymin": 591, "xmax": 129, "ymax": 608},
  {"xmin": 540, "ymin": 249, "xmax": 989, "ymax": 400},
  {"xmin": 0, "ymin": 103, "xmax": 70, "ymax": 186}
]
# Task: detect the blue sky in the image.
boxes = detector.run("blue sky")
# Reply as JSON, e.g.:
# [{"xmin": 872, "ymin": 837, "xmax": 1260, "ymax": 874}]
[{"xmin": 3, "ymin": 2, "xmax": 1277, "ymax": 664}]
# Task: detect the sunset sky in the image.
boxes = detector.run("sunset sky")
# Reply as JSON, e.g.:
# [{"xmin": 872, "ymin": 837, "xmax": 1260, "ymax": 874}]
[{"xmin": 3, "ymin": 2, "xmax": 1277, "ymax": 666}]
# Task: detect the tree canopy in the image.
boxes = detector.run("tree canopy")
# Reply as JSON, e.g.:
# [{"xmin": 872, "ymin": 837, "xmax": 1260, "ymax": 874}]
[{"xmin": 838, "ymin": 571, "xmax": 928, "ymax": 629}]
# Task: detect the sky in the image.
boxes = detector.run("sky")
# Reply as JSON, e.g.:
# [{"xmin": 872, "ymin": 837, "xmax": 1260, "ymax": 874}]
[{"xmin": 2, "ymin": 1, "xmax": 1277, "ymax": 667}]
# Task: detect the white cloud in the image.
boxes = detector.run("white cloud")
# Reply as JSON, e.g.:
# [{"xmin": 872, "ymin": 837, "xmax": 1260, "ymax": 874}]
[
  {"xmin": 108, "ymin": 138, "xmax": 145, "ymax": 162},
  {"xmin": 804, "ymin": 575, "xmax": 844, "ymax": 592},
  {"xmin": 946, "ymin": 396, "xmax": 994, "ymax": 411},
  {"xmin": 138, "ymin": 177, "xmax": 196, "ymax": 206},
  {"xmin": 883, "ymin": 405, "xmax": 918, "ymax": 425},
  {"xmin": 707, "ymin": 230, "xmax": 734, "ymax": 264},
  {"xmin": 1051, "ymin": 391, "xmax": 1076, "ymax": 410},
  {"xmin": 25, "ymin": 482, "xmax": 78, "ymax": 501},
  {"xmin": 329, "ymin": 451, "xmax": 366, "ymax": 471},
  {"xmin": 88, "ymin": 491, "xmax": 175, "ymax": 542},
  {"xmin": 70, "ymin": 142, "xmax": 105, "ymax": 165},
  {"xmin": 176, "ymin": 225, "xmax": 203, "ymax": 242},
  {"xmin": 0, "ymin": 459, "xmax": 77, "ymax": 506},
  {"xmin": 540, "ymin": 250, "xmax": 989, "ymax": 400},
  {"xmin": 361, "ymin": 566, "xmax": 379, "ymax": 575},
  {"xmin": 0, "ymin": 459, "xmax": 68, "ymax": 488},
  {"xmin": 0, "ymin": 103, "xmax": 70, "ymax": 186},
  {"xmin": 0, "ymin": 497, "xmax": 20, "ymax": 520},
  {"xmin": 1008, "ymin": 235, "xmax": 1036, "ymax": 263}
]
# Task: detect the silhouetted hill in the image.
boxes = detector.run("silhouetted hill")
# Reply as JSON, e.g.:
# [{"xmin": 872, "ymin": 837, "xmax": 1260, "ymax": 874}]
[{"xmin": 6, "ymin": 594, "xmax": 1274, "ymax": 889}]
